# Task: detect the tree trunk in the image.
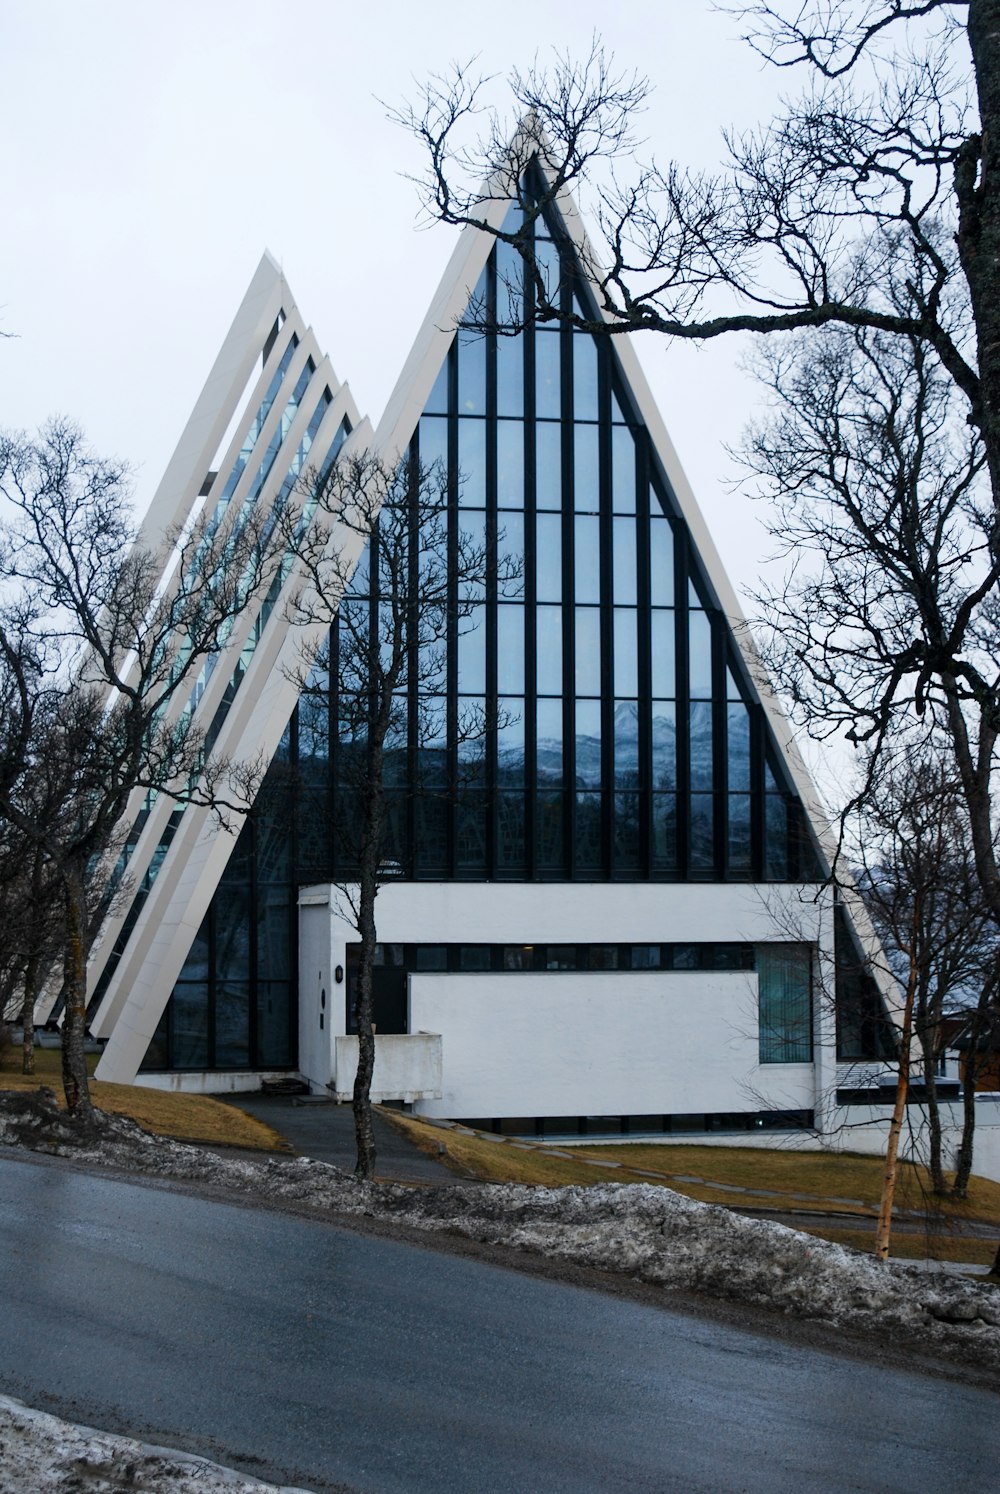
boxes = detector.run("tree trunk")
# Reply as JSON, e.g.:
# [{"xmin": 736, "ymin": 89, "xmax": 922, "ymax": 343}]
[
  {"xmin": 60, "ymin": 865, "xmax": 94, "ymax": 1124},
  {"xmin": 875, "ymin": 960, "xmax": 917, "ymax": 1262},
  {"xmin": 919, "ymin": 1024, "xmax": 945, "ymax": 1195},
  {"xmin": 351, "ymin": 775, "xmax": 383, "ymax": 1180},
  {"xmin": 20, "ymin": 955, "xmax": 36, "ymax": 1077}
]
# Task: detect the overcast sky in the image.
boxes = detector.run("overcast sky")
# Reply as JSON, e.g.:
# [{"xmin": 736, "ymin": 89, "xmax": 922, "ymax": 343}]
[{"xmin": 1, "ymin": 0, "xmax": 791, "ymax": 579}]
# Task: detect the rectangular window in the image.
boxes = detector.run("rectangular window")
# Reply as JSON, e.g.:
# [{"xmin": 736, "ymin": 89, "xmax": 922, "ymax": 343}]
[
  {"xmin": 535, "ymin": 331, "xmax": 561, "ymax": 419},
  {"xmin": 758, "ymin": 944, "xmax": 813, "ymax": 1063},
  {"xmin": 573, "ymin": 426, "xmax": 600, "ymax": 512},
  {"xmin": 536, "ymin": 423, "xmax": 562, "ymax": 508},
  {"xmin": 497, "ymin": 421, "xmax": 524, "ymax": 506},
  {"xmin": 573, "ymin": 336, "xmax": 599, "ymax": 421},
  {"xmin": 457, "ymin": 328, "xmax": 486, "ymax": 414},
  {"xmin": 535, "ymin": 513, "xmax": 563, "ymax": 601}
]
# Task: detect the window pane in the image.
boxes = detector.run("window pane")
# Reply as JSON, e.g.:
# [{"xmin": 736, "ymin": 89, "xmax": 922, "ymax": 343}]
[
  {"xmin": 573, "ymin": 425, "xmax": 600, "ymax": 512},
  {"xmin": 690, "ymin": 793, "xmax": 715, "ymax": 867},
  {"xmin": 536, "ymin": 513, "xmax": 563, "ymax": 601},
  {"xmin": 497, "ymin": 701, "xmax": 525, "ymax": 785},
  {"xmin": 727, "ymin": 701, "xmax": 751, "ymax": 792},
  {"xmin": 537, "ymin": 698, "xmax": 563, "ymax": 785},
  {"xmin": 170, "ymin": 983, "xmax": 208, "ymax": 1068},
  {"xmin": 537, "ymin": 607, "xmax": 562, "ymax": 693},
  {"xmin": 729, "ymin": 794, "xmax": 752, "ymax": 870},
  {"xmin": 458, "ymin": 608, "xmax": 486, "ymax": 693},
  {"xmin": 496, "ymin": 331, "xmax": 524, "ymax": 418},
  {"xmin": 614, "ymin": 700, "xmax": 640, "ymax": 787},
  {"xmin": 613, "ymin": 517, "xmax": 637, "ymax": 603},
  {"xmin": 497, "ymin": 792, "xmax": 526, "ymax": 869},
  {"xmin": 497, "ymin": 421, "xmax": 524, "ymax": 506},
  {"xmin": 498, "ymin": 511, "xmax": 523, "ymax": 593},
  {"xmin": 497, "ymin": 605, "xmax": 524, "ymax": 694},
  {"xmin": 457, "ymin": 511, "xmax": 486, "ymax": 599},
  {"xmin": 457, "ymin": 328, "xmax": 486, "ymax": 414},
  {"xmin": 575, "ymin": 609, "xmax": 601, "ymax": 695},
  {"xmin": 575, "ymin": 791, "xmax": 602, "ymax": 869},
  {"xmin": 758, "ymin": 945, "xmax": 812, "ymax": 1063},
  {"xmin": 614, "ymin": 794, "xmax": 641, "ymax": 868},
  {"xmin": 424, "ymin": 355, "xmax": 449, "ymax": 415},
  {"xmin": 215, "ymin": 982, "xmax": 250, "ymax": 1067},
  {"xmin": 537, "ymin": 790, "xmax": 564, "ymax": 868},
  {"xmin": 612, "ymin": 426, "xmax": 636, "ymax": 514},
  {"xmin": 573, "ymin": 335, "xmax": 598, "ymax": 421},
  {"xmin": 535, "ymin": 330, "xmax": 561, "ymax": 419},
  {"xmin": 651, "ymin": 702, "xmax": 676, "ymax": 789},
  {"xmin": 458, "ymin": 420, "xmax": 486, "ymax": 507},
  {"xmin": 536, "ymin": 422, "xmax": 562, "ymax": 509},
  {"xmin": 689, "ymin": 609, "xmax": 713, "ymax": 697},
  {"xmin": 575, "ymin": 700, "xmax": 601, "ymax": 788},
  {"xmin": 574, "ymin": 514, "xmax": 600, "ymax": 602},
  {"xmin": 456, "ymin": 796, "xmax": 488, "ymax": 870},
  {"xmin": 649, "ymin": 516, "xmax": 673, "ymax": 606},
  {"xmin": 651, "ymin": 610, "xmax": 675, "ymax": 697},
  {"xmin": 614, "ymin": 609, "xmax": 638, "ymax": 695},
  {"xmin": 651, "ymin": 794, "xmax": 677, "ymax": 868},
  {"xmin": 690, "ymin": 701, "xmax": 714, "ymax": 790},
  {"xmin": 419, "ymin": 415, "xmax": 448, "ymax": 481}
]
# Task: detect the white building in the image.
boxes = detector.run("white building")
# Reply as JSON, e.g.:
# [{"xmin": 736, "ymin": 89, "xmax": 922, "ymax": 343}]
[{"xmin": 80, "ymin": 147, "xmax": 908, "ymax": 1146}]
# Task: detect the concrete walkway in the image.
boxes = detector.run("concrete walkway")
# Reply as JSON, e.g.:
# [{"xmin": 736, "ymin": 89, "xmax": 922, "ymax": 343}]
[{"xmin": 226, "ymin": 1093, "xmax": 455, "ymax": 1184}]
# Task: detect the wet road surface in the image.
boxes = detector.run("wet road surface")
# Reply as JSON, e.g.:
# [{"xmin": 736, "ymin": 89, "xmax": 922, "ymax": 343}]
[{"xmin": 0, "ymin": 1153, "xmax": 994, "ymax": 1493}]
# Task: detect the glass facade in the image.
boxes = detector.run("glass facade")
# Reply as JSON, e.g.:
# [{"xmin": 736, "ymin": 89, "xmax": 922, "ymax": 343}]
[{"xmin": 143, "ymin": 191, "xmax": 825, "ymax": 1072}]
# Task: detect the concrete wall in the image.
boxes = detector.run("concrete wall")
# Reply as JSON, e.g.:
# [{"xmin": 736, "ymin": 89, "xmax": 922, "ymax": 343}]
[{"xmin": 332, "ymin": 1033, "xmax": 442, "ymax": 1103}]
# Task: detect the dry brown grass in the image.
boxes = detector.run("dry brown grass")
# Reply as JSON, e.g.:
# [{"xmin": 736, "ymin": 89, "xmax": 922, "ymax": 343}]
[
  {"xmin": 0, "ymin": 1047, "xmax": 290, "ymax": 1151},
  {"xmin": 379, "ymin": 1109, "xmax": 1000, "ymax": 1264}
]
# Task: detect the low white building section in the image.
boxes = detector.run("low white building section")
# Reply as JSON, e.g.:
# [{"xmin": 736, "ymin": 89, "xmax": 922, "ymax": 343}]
[{"xmin": 297, "ymin": 881, "xmax": 834, "ymax": 1123}]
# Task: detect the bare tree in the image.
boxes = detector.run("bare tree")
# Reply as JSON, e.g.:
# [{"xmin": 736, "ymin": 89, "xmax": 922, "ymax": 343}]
[
  {"xmin": 288, "ymin": 450, "xmax": 519, "ymax": 1178},
  {"xmin": 0, "ymin": 421, "xmax": 286, "ymax": 1124}
]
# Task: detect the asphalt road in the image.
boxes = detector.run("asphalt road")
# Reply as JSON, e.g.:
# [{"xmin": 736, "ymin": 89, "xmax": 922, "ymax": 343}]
[{"xmin": 0, "ymin": 1154, "xmax": 995, "ymax": 1494}]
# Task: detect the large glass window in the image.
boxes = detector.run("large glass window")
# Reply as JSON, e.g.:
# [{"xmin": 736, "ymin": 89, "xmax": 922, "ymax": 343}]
[{"xmin": 758, "ymin": 945, "xmax": 813, "ymax": 1063}]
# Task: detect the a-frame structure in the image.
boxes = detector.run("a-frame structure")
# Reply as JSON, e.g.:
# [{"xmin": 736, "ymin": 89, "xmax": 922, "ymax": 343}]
[{"xmin": 87, "ymin": 149, "xmax": 892, "ymax": 1140}]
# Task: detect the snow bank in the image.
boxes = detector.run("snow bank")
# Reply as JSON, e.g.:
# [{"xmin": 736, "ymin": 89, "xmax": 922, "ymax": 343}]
[{"xmin": 0, "ymin": 1393, "xmax": 309, "ymax": 1492}]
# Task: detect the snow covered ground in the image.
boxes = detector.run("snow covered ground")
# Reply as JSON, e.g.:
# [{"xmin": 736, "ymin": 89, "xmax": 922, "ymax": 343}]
[{"xmin": 0, "ymin": 1087, "xmax": 998, "ymax": 1489}]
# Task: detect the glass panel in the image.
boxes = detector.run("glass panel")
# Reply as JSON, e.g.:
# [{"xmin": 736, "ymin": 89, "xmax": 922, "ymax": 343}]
[
  {"xmin": 497, "ymin": 511, "xmax": 523, "ymax": 594},
  {"xmin": 537, "ymin": 607, "xmax": 563, "ymax": 693},
  {"xmin": 573, "ymin": 335, "xmax": 598, "ymax": 420},
  {"xmin": 614, "ymin": 794, "xmax": 641, "ymax": 868},
  {"xmin": 178, "ymin": 918, "xmax": 210, "ymax": 982},
  {"xmin": 503, "ymin": 945, "xmax": 535, "ymax": 971},
  {"xmin": 346, "ymin": 541, "xmax": 370, "ymax": 598},
  {"xmin": 457, "ymin": 328, "xmax": 486, "ymax": 414},
  {"xmin": 537, "ymin": 698, "xmax": 563, "ymax": 784},
  {"xmin": 170, "ymin": 983, "xmax": 209, "ymax": 1069},
  {"xmin": 545, "ymin": 945, "xmax": 578, "ymax": 971},
  {"xmin": 537, "ymin": 790, "xmax": 564, "ymax": 867},
  {"xmin": 424, "ymin": 354, "xmax": 449, "ymax": 415},
  {"xmin": 457, "ymin": 510, "xmax": 486, "ymax": 599},
  {"xmin": 417, "ymin": 696, "xmax": 447, "ymax": 778},
  {"xmin": 575, "ymin": 609, "xmax": 601, "ymax": 695},
  {"xmin": 497, "ymin": 792, "xmax": 526, "ymax": 868},
  {"xmin": 416, "ymin": 946, "xmax": 448, "ymax": 971},
  {"xmin": 459, "ymin": 945, "xmax": 492, "ymax": 971},
  {"xmin": 729, "ymin": 794, "xmax": 752, "ymax": 870},
  {"xmin": 573, "ymin": 425, "xmax": 600, "ymax": 512},
  {"xmin": 689, "ymin": 609, "xmax": 713, "ymax": 698},
  {"xmin": 456, "ymin": 716, "xmax": 486, "ymax": 788},
  {"xmin": 497, "ymin": 701, "xmax": 525, "ymax": 785},
  {"xmin": 613, "ymin": 609, "xmax": 638, "ymax": 695},
  {"xmin": 574, "ymin": 514, "xmax": 601, "ymax": 602},
  {"xmin": 613, "ymin": 517, "xmax": 637, "ymax": 603},
  {"xmin": 413, "ymin": 793, "xmax": 447, "ymax": 872},
  {"xmin": 458, "ymin": 419, "xmax": 486, "ymax": 507},
  {"xmin": 727, "ymin": 701, "xmax": 751, "ymax": 792},
  {"xmin": 215, "ymin": 982, "xmax": 250, "ymax": 1067},
  {"xmin": 690, "ymin": 701, "xmax": 714, "ymax": 790},
  {"xmin": 727, "ymin": 666, "xmax": 744, "ymax": 703},
  {"xmin": 630, "ymin": 945, "xmax": 662, "ymax": 970},
  {"xmin": 496, "ymin": 330, "xmax": 524, "ymax": 418},
  {"xmin": 536, "ymin": 423, "xmax": 562, "ymax": 509},
  {"xmin": 651, "ymin": 794, "xmax": 677, "ymax": 868},
  {"xmin": 649, "ymin": 516, "xmax": 673, "ymax": 606},
  {"xmin": 456, "ymin": 796, "xmax": 488, "ymax": 870},
  {"xmin": 535, "ymin": 330, "xmax": 561, "ymax": 419},
  {"xmin": 611, "ymin": 391, "xmax": 628, "ymax": 423},
  {"xmin": 651, "ymin": 703, "xmax": 676, "ymax": 790},
  {"xmin": 614, "ymin": 700, "xmax": 640, "ymax": 787},
  {"xmin": 257, "ymin": 888, "xmax": 289, "ymax": 979},
  {"xmin": 575, "ymin": 700, "xmax": 601, "ymax": 787},
  {"xmin": 651, "ymin": 610, "xmax": 676, "ymax": 697},
  {"xmin": 535, "ymin": 237, "xmax": 561, "ymax": 302},
  {"xmin": 419, "ymin": 415, "xmax": 448, "ymax": 480},
  {"xmin": 497, "ymin": 605, "xmax": 525, "ymax": 694},
  {"xmin": 575, "ymin": 791, "xmax": 602, "ymax": 869},
  {"xmin": 497, "ymin": 421, "xmax": 524, "ymax": 506},
  {"xmin": 612, "ymin": 426, "xmax": 636, "ymax": 514},
  {"xmin": 458, "ymin": 607, "xmax": 486, "ymax": 693},
  {"xmin": 495, "ymin": 238, "xmax": 525, "ymax": 323},
  {"xmin": 257, "ymin": 982, "xmax": 292, "ymax": 1067},
  {"xmin": 690, "ymin": 793, "xmax": 715, "ymax": 867},
  {"xmin": 758, "ymin": 944, "xmax": 812, "ymax": 1063},
  {"xmin": 536, "ymin": 513, "xmax": 563, "ymax": 601},
  {"xmin": 214, "ymin": 885, "xmax": 250, "ymax": 981},
  {"xmin": 766, "ymin": 794, "xmax": 790, "ymax": 879}
]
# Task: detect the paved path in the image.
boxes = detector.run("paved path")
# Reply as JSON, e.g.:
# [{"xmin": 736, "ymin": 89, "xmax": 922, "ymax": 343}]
[
  {"xmin": 0, "ymin": 1155, "xmax": 996, "ymax": 1494},
  {"xmin": 226, "ymin": 1093, "xmax": 453, "ymax": 1183}
]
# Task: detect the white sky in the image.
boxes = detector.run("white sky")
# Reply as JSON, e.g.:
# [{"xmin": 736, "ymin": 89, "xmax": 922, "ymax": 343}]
[{"xmin": 2, "ymin": 0, "xmax": 847, "ymax": 797}]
